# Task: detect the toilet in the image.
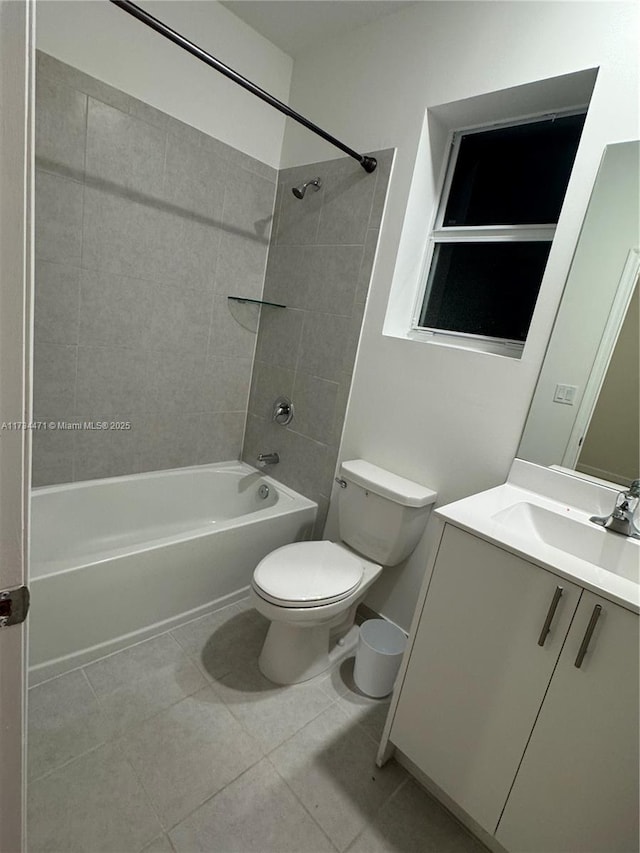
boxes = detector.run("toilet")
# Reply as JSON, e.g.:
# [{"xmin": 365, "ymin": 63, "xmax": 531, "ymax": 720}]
[{"xmin": 250, "ymin": 459, "xmax": 437, "ymax": 684}]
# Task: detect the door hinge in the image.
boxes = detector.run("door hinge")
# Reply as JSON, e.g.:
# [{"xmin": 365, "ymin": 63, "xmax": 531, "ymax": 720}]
[{"xmin": 0, "ymin": 586, "xmax": 30, "ymax": 628}]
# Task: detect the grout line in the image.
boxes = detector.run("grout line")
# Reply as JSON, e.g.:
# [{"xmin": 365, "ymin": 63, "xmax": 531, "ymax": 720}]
[
  {"xmin": 161, "ymin": 752, "xmax": 266, "ymax": 835},
  {"xmin": 266, "ymin": 755, "xmax": 341, "ymax": 852},
  {"xmin": 119, "ymin": 741, "xmax": 167, "ymax": 838},
  {"xmin": 29, "ymin": 735, "xmax": 115, "ymax": 785},
  {"xmin": 79, "ymin": 665, "xmax": 101, "ymax": 703}
]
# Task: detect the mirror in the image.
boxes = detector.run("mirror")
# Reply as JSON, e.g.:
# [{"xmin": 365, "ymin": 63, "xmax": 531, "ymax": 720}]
[{"xmin": 518, "ymin": 140, "xmax": 639, "ymax": 486}]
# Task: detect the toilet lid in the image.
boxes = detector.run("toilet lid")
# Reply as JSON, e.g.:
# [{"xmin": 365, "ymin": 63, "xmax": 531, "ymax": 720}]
[{"xmin": 253, "ymin": 541, "xmax": 364, "ymax": 607}]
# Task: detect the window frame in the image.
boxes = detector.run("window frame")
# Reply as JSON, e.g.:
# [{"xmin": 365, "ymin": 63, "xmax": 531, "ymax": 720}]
[{"xmin": 410, "ymin": 108, "xmax": 587, "ymax": 354}]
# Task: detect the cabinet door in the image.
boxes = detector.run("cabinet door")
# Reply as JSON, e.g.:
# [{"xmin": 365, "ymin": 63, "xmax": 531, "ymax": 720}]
[
  {"xmin": 496, "ymin": 591, "xmax": 639, "ymax": 853},
  {"xmin": 390, "ymin": 525, "xmax": 581, "ymax": 833}
]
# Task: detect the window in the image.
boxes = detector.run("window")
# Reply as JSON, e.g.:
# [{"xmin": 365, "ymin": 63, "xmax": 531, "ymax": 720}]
[{"xmin": 415, "ymin": 111, "xmax": 586, "ymax": 349}]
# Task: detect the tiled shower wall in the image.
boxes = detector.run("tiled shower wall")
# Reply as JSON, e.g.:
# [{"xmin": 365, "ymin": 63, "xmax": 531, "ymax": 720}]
[
  {"xmin": 33, "ymin": 52, "xmax": 276, "ymax": 486},
  {"xmin": 242, "ymin": 151, "xmax": 392, "ymax": 534}
]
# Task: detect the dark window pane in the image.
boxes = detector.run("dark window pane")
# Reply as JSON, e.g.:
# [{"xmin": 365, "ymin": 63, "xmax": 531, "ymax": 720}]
[
  {"xmin": 419, "ymin": 242, "xmax": 552, "ymax": 341},
  {"xmin": 443, "ymin": 114, "xmax": 586, "ymax": 226}
]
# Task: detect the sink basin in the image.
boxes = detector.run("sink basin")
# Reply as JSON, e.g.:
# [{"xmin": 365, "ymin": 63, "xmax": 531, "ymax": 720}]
[{"xmin": 492, "ymin": 501, "xmax": 639, "ymax": 584}]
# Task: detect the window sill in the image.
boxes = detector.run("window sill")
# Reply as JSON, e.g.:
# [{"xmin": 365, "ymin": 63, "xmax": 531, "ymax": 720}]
[{"xmin": 402, "ymin": 327, "xmax": 524, "ymax": 359}]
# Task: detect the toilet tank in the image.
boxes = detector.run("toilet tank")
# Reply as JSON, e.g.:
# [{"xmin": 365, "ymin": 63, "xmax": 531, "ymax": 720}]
[{"xmin": 338, "ymin": 460, "xmax": 437, "ymax": 566}]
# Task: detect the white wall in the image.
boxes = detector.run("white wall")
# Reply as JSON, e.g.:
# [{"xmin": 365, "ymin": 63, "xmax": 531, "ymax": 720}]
[
  {"xmin": 280, "ymin": 1, "xmax": 639, "ymax": 629},
  {"xmin": 36, "ymin": 0, "xmax": 293, "ymax": 167}
]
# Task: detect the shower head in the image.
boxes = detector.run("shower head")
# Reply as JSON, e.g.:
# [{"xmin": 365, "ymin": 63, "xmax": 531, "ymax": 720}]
[{"xmin": 292, "ymin": 177, "xmax": 322, "ymax": 199}]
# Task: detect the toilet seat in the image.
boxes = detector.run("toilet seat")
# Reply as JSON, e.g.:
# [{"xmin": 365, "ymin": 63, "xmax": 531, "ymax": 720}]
[{"xmin": 252, "ymin": 540, "xmax": 364, "ymax": 608}]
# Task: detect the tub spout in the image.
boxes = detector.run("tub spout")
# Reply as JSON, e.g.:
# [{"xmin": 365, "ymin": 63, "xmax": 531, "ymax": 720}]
[{"xmin": 257, "ymin": 452, "xmax": 279, "ymax": 467}]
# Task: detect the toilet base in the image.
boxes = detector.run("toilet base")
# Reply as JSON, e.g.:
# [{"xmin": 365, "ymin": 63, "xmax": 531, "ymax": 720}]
[{"xmin": 258, "ymin": 622, "xmax": 360, "ymax": 685}]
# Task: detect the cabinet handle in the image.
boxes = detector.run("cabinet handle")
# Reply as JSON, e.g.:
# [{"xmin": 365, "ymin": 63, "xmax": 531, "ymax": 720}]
[
  {"xmin": 537, "ymin": 585, "xmax": 564, "ymax": 646},
  {"xmin": 574, "ymin": 604, "xmax": 603, "ymax": 668}
]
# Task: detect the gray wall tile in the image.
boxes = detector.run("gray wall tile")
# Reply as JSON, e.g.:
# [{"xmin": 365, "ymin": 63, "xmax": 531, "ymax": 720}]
[
  {"xmin": 209, "ymin": 296, "xmax": 259, "ymax": 359},
  {"xmin": 222, "ymin": 168, "xmax": 276, "ymax": 237},
  {"xmin": 133, "ymin": 412, "xmax": 202, "ymax": 473},
  {"xmin": 85, "ymin": 98, "xmax": 166, "ymax": 196},
  {"xmin": 315, "ymin": 157, "xmax": 376, "ymax": 245},
  {"xmin": 356, "ymin": 229, "xmax": 379, "ymax": 304},
  {"xmin": 33, "ymin": 50, "xmax": 390, "ymax": 496},
  {"xmin": 162, "ymin": 214, "xmax": 220, "ymax": 292},
  {"xmin": 33, "ymin": 53, "xmax": 279, "ymax": 486},
  {"xmin": 35, "ymin": 170, "xmax": 83, "ymax": 264},
  {"xmin": 201, "ymin": 356, "xmax": 252, "ymax": 413},
  {"xmin": 297, "ymin": 312, "xmax": 351, "ymax": 382},
  {"xmin": 248, "ymin": 360, "xmax": 295, "ymax": 422},
  {"xmin": 127, "ymin": 96, "xmax": 170, "ymax": 131},
  {"xmin": 32, "ymin": 343, "xmax": 77, "ymax": 420},
  {"xmin": 312, "ymin": 494, "xmax": 331, "ymax": 540},
  {"xmin": 261, "ymin": 246, "xmax": 312, "ymax": 310},
  {"xmin": 275, "ymin": 174, "xmax": 322, "ymax": 245},
  {"xmin": 196, "ymin": 412, "xmax": 245, "ymax": 463},
  {"xmin": 36, "ymin": 51, "xmax": 132, "ymax": 114},
  {"xmin": 74, "ymin": 424, "xmax": 138, "ymax": 482},
  {"xmin": 75, "ymin": 346, "xmax": 148, "ymax": 420},
  {"xmin": 144, "ymin": 285, "xmax": 213, "ymax": 354},
  {"xmin": 291, "ymin": 372, "xmax": 339, "ymax": 445},
  {"xmin": 81, "ymin": 185, "xmax": 164, "ymax": 280},
  {"xmin": 142, "ymin": 351, "xmax": 205, "ymax": 414},
  {"xmin": 163, "ymin": 135, "xmax": 226, "ymax": 222},
  {"xmin": 243, "ymin": 150, "xmax": 393, "ymax": 520},
  {"xmin": 32, "ymin": 428, "xmax": 75, "ymax": 487},
  {"xmin": 34, "ymin": 262, "xmax": 81, "ymax": 345},
  {"xmin": 369, "ymin": 149, "xmax": 395, "ymax": 229},
  {"xmin": 215, "ymin": 232, "xmax": 269, "ymax": 299},
  {"xmin": 35, "ymin": 75, "xmax": 87, "ymax": 180},
  {"xmin": 79, "ymin": 269, "xmax": 152, "ymax": 348},
  {"xmin": 305, "ymin": 245, "xmax": 364, "ymax": 315},
  {"xmin": 255, "ymin": 307, "xmax": 304, "ymax": 369}
]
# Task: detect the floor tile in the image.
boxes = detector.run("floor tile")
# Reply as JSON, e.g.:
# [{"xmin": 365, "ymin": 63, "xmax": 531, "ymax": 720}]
[
  {"xmin": 318, "ymin": 658, "xmax": 391, "ymax": 743},
  {"xmin": 270, "ymin": 704, "xmax": 407, "ymax": 852},
  {"xmin": 83, "ymin": 633, "xmax": 206, "ymax": 733},
  {"xmin": 28, "ymin": 669, "xmax": 107, "ymax": 780},
  {"xmin": 84, "ymin": 633, "xmax": 197, "ymax": 696},
  {"xmin": 316, "ymin": 659, "xmax": 352, "ymax": 702},
  {"xmin": 171, "ymin": 604, "xmax": 269, "ymax": 681},
  {"xmin": 141, "ymin": 834, "xmax": 175, "ymax": 853},
  {"xmin": 119, "ymin": 687, "xmax": 264, "ymax": 829},
  {"xmin": 28, "ymin": 742, "xmax": 161, "ymax": 853},
  {"xmin": 170, "ymin": 759, "xmax": 335, "ymax": 852},
  {"xmin": 214, "ymin": 660, "xmax": 333, "ymax": 751},
  {"xmin": 347, "ymin": 779, "xmax": 489, "ymax": 853}
]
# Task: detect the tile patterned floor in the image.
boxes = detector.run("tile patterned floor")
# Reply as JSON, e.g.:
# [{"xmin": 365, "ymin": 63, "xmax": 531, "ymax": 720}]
[{"xmin": 28, "ymin": 600, "xmax": 487, "ymax": 852}]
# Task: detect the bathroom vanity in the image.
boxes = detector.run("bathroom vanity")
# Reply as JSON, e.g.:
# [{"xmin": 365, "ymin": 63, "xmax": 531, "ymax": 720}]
[{"xmin": 378, "ymin": 460, "xmax": 639, "ymax": 853}]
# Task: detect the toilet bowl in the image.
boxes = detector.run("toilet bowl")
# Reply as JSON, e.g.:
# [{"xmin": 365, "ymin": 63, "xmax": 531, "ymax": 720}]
[
  {"xmin": 251, "ymin": 541, "xmax": 382, "ymax": 684},
  {"xmin": 251, "ymin": 460, "xmax": 437, "ymax": 685}
]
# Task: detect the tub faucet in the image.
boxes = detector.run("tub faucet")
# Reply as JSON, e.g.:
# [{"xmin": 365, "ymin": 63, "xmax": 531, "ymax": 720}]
[
  {"xmin": 590, "ymin": 479, "xmax": 640, "ymax": 539},
  {"xmin": 257, "ymin": 452, "xmax": 279, "ymax": 467}
]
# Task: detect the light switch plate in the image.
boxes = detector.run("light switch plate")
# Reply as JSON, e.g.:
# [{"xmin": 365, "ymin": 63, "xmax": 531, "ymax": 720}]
[{"xmin": 553, "ymin": 383, "xmax": 578, "ymax": 405}]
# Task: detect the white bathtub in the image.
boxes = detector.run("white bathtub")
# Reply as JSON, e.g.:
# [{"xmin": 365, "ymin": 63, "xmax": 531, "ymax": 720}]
[{"xmin": 29, "ymin": 461, "xmax": 316, "ymax": 684}]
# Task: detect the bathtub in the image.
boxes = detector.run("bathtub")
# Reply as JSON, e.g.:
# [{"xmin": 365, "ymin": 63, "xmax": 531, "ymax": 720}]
[{"xmin": 29, "ymin": 461, "xmax": 316, "ymax": 684}]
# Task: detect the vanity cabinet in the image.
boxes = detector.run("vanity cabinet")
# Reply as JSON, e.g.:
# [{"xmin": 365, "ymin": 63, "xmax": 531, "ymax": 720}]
[
  {"xmin": 390, "ymin": 524, "xmax": 582, "ymax": 833},
  {"xmin": 389, "ymin": 523, "xmax": 639, "ymax": 853},
  {"xmin": 496, "ymin": 590, "xmax": 639, "ymax": 853}
]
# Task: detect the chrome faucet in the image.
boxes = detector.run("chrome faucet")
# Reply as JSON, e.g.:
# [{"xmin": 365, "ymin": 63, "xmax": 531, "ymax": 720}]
[
  {"xmin": 590, "ymin": 479, "xmax": 640, "ymax": 539},
  {"xmin": 256, "ymin": 452, "xmax": 279, "ymax": 467}
]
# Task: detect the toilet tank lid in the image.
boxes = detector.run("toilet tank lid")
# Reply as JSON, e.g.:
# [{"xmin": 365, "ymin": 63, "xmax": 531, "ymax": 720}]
[{"xmin": 340, "ymin": 460, "xmax": 437, "ymax": 508}]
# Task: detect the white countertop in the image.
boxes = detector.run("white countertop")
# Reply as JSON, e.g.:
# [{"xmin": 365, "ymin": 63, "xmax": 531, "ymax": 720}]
[{"xmin": 435, "ymin": 461, "xmax": 639, "ymax": 614}]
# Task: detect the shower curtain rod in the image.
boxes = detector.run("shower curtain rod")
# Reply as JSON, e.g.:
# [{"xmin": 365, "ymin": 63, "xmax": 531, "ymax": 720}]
[{"xmin": 109, "ymin": 0, "xmax": 377, "ymax": 173}]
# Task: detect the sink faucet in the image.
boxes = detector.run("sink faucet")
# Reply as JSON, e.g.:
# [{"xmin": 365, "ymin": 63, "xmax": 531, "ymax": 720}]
[
  {"xmin": 256, "ymin": 452, "xmax": 279, "ymax": 467},
  {"xmin": 590, "ymin": 479, "xmax": 640, "ymax": 539}
]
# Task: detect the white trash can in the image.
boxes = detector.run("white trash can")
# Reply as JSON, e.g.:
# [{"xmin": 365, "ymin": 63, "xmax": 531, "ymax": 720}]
[{"xmin": 353, "ymin": 619, "xmax": 407, "ymax": 698}]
